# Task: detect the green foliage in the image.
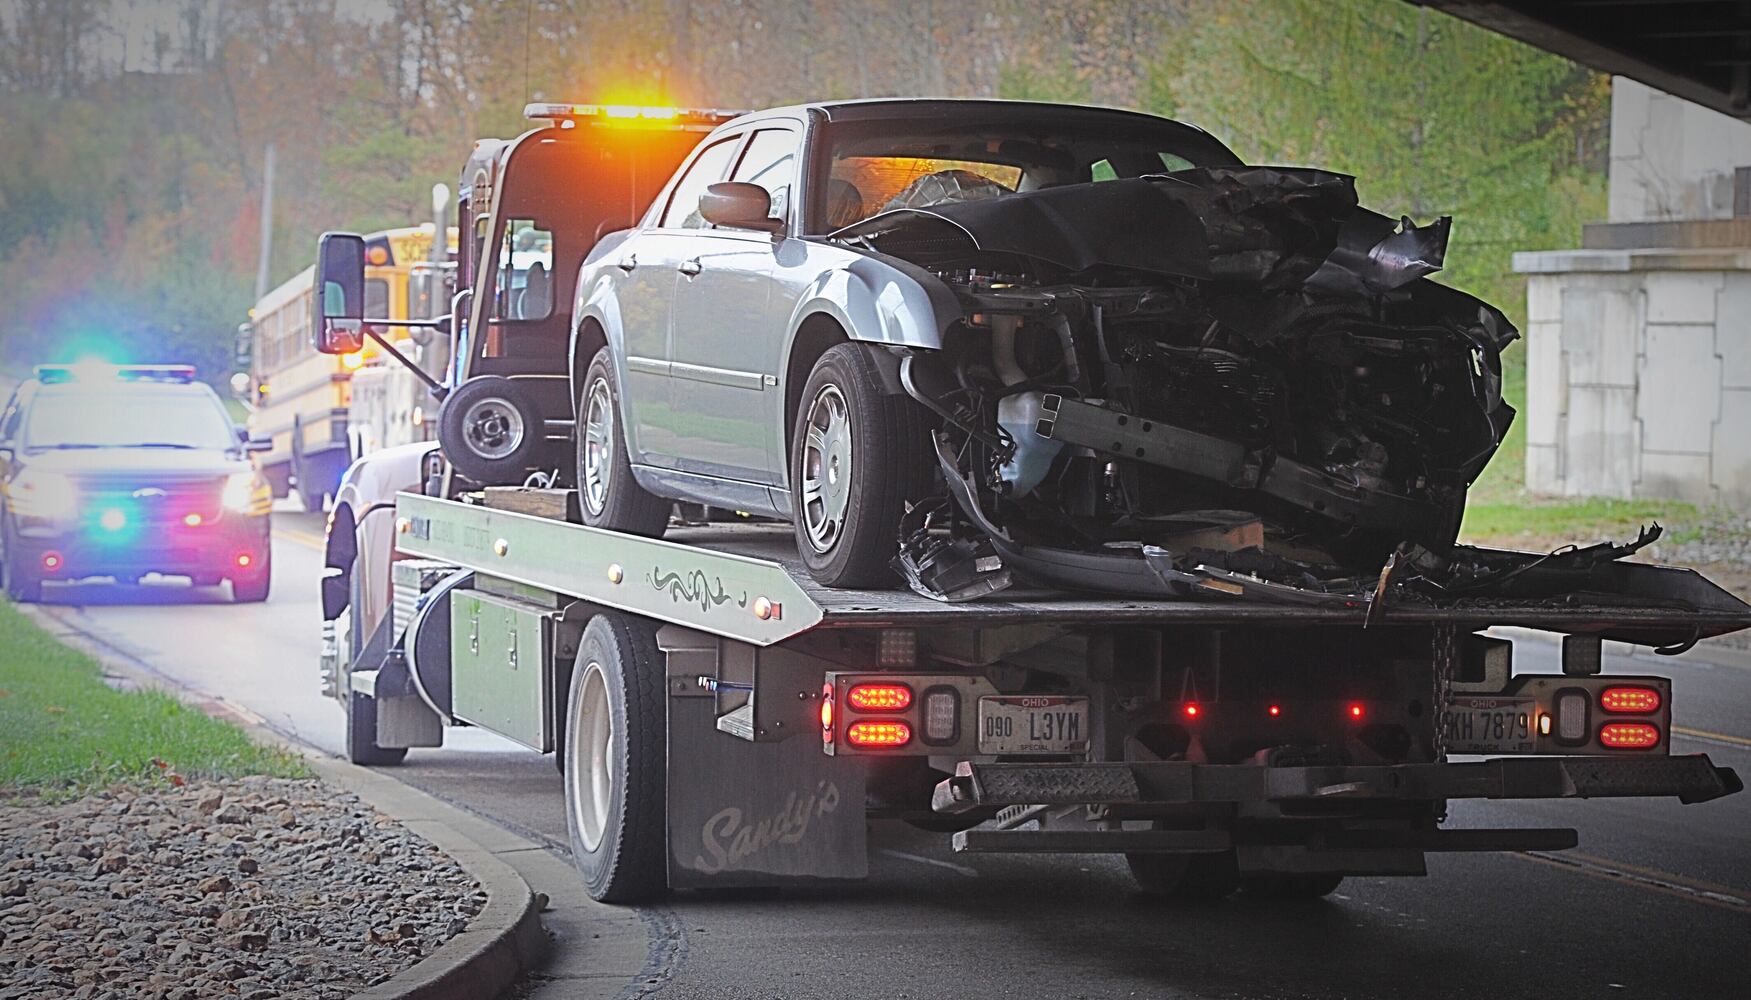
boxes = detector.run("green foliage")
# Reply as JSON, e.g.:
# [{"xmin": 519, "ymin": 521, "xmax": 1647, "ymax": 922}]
[{"xmin": 0, "ymin": 602, "xmax": 305, "ymax": 792}]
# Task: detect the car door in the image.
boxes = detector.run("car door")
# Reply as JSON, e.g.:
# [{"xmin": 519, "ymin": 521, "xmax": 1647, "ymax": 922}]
[
  {"xmin": 615, "ymin": 133, "xmax": 743, "ymax": 470},
  {"xmin": 667, "ymin": 127, "xmax": 800, "ymax": 490}
]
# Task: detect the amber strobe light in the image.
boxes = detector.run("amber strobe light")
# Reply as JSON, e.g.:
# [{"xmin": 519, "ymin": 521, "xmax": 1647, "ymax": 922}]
[
  {"xmin": 846, "ymin": 720, "xmax": 912, "ymax": 748},
  {"xmin": 846, "ymin": 683, "xmax": 913, "ymax": 711},
  {"xmin": 1599, "ymin": 722, "xmax": 1661, "ymax": 749},
  {"xmin": 1599, "ymin": 686, "xmax": 1662, "ymax": 714}
]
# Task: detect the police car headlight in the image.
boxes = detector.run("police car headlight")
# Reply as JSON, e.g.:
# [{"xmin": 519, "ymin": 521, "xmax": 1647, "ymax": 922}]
[
  {"xmin": 10, "ymin": 469, "xmax": 77, "ymax": 518},
  {"xmin": 221, "ymin": 472, "xmax": 265, "ymax": 513}
]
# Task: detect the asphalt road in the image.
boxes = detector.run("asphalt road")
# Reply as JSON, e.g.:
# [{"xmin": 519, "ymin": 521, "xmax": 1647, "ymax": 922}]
[{"xmin": 30, "ymin": 510, "xmax": 1751, "ymax": 1000}]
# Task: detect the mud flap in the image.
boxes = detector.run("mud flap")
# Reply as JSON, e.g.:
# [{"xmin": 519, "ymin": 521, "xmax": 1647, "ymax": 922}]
[{"xmin": 666, "ymin": 694, "xmax": 868, "ymax": 888}]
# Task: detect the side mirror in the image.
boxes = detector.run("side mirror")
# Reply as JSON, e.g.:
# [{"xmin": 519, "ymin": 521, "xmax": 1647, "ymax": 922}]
[
  {"xmin": 315, "ymin": 232, "xmax": 367, "ymax": 355},
  {"xmin": 699, "ymin": 182, "xmax": 783, "ymax": 233}
]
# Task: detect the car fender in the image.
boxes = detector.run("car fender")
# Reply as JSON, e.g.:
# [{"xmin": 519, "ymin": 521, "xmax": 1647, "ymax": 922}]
[
  {"xmin": 784, "ymin": 251, "xmax": 961, "ymax": 356},
  {"xmin": 568, "ymin": 231, "xmax": 635, "ymax": 391}
]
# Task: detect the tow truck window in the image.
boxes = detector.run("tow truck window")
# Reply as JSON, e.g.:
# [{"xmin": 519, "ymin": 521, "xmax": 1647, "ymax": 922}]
[
  {"xmin": 730, "ymin": 129, "xmax": 798, "ymax": 223},
  {"xmin": 493, "ymin": 220, "xmax": 554, "ymax": 321},
  {"xmin": 660, "ymin": 136, "xmax": 742, "ymax": 229}
]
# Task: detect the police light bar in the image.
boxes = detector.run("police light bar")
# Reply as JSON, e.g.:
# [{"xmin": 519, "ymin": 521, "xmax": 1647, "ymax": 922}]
[
  {"xmin": 522, "ymin": 102, "xmax": 743, "ymax": 130},
  {"xmin": 35, "ymin": 363, "xmax": 197, "ymax": 384}
]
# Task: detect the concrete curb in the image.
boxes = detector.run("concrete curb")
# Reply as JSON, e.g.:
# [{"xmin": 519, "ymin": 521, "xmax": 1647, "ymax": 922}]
[{"xmin": 20, "ymin": 604, "xmax": 550, "ymax": 1000}]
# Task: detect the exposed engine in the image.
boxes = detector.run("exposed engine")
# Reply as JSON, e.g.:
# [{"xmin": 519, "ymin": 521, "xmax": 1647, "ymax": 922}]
[{"xmin": 838, "ymin": 166, "xmax": 1535, "ymax": 602}]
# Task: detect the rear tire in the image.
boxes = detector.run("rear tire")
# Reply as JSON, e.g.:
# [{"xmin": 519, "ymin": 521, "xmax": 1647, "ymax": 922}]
[
  {"xmin": 439, "ymin": 375, "xmax": 544, "ymax": 486},
  {"xmin": 564, "ymin": 613, "xmax": 667, "ymax": 903},
  {"xmin": 229, "ymin": 549, "xmax": 271, "ymax": 603},
  {"xmin": 575, "ymin": 348, "xmax": 669, "ymax": 538},
  {"xmin": 1127, "ymin": 850, "xmax": 1240, "ymax": 901},
  {"xmin": 789, "ymin": 344, "xmax": 932, "ymax": 589},
  {"xmin": 346, "ymin": 689, "xmax": 408, "ymax": 766}
]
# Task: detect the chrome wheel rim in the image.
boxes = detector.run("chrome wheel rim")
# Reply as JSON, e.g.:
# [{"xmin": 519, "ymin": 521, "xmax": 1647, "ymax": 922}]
[
  {"xmin": 580, "ymin": 378, "xmax": 614, "ymax": 516},
  {"xmin": 461, "ymin": 397, "xmax": 524, "ymax": 461},
  {"xmin": 566, "ymin": 662, "xmax": 613, "ymax": 853},
  {"xmin": 800, "ymin": 383, "xmax": 852, "ymax": 553}
]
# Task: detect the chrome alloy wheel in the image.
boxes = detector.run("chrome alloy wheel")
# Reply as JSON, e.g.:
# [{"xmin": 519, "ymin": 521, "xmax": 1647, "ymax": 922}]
[
  {"xmin": 580, "ymin": 377, "xmax": 614, "ymax": 515},
  {"xmin": 800, "ymin": 383, "xmax": 852, "ymax": 553},
  {"xmin": 461, "ymin": 397, "xmax": 525, "ymax": 461},
  {"xmin": 566, "ymin": 662, "xmax": 614, "ymax": 853}
]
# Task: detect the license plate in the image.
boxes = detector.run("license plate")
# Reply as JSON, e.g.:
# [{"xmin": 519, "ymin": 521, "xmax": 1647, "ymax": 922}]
[
  {"xmin": 1441, "ymin": 697, "xmax": 1536, "ymax": 754},
  {"xmin": 977, "ymin": 696, "xmax": 1090, "ymax": 754}
]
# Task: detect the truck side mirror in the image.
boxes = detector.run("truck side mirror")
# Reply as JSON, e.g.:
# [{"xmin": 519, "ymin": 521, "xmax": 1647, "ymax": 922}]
[
  {"xmin": 699, "ymin": 182, "xmax": 783, "ymax": 233},
  {"xmin": 315, "ymin": 232, "xmax": 368, "ymax": 355}
]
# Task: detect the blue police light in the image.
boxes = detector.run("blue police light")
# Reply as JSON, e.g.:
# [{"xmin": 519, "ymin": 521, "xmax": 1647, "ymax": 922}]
[{"xmin": 98, "ymin": 508, "xmax": 128, "ymax": 532}]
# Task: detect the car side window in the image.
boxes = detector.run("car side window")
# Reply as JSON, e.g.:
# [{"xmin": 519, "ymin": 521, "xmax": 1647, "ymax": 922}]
[
  {"xmin": 661, "ymin": 136, "xmax": 743, "ymax": 230},
  {"xmin": 730, "ymin": 129, "xmax": 799, "ymax": 223}
]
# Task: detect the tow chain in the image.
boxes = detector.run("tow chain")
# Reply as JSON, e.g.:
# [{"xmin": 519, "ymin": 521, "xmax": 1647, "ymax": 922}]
[{"xmin": 1431, "ymin": 623, "xmax": 1458, "ymax": 763}]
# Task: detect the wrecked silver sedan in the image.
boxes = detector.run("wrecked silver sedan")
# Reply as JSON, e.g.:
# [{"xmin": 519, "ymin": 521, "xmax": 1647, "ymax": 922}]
[{"xmin": 569, "ymin": 100, "xmax": 1705, "ymax": 612}]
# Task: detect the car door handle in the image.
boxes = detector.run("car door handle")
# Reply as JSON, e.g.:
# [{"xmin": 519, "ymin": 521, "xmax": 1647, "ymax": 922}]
[
  {"xmin": 678, "ymin": 258, "xmax": 702, "ymax": 277},
  {"xmin": 616, "ymin": 255, "xmax": 638, "ymax": 273}
]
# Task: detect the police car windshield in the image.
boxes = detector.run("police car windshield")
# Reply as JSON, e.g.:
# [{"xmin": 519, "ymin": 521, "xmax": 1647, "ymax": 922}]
[{"xmin": 24, "ymin": 386, "xmax": 235, "ymax": 451}]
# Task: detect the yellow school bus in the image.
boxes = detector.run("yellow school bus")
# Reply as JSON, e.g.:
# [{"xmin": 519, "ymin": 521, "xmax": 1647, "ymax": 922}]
[{"xmin": 243, "ymin": 226, "xmax": 451, "ymax": 506}]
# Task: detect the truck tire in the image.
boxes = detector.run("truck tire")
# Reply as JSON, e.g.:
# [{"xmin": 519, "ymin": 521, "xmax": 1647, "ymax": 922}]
[
  {"xmin": 346, "ymin": 690, "xmax": 408, "ymax": 766},
  {"xmin": 575, "ymin": 348, "xmax": 669, "ymax": 538},
  {"xmin": 4, "ymin": 558, "xmax": 41, "ymax": 604},
  {"xmin": 1126, "ymin": 849, "xmax": 1240, "ymax": 901},
  {"xmin": 564, "ymin": 612, "xmax": 667, "ymax": 903},
  {"xmin": 1241, "ymin": 873, "xmax": 1344, "ymax": 899},
  {"xmin": 438, "ymin": 375, "xmax": 544, "ymax": 486},
  {"xmin": 789, "ymin": 343, "xmax": 932, "ymax": 589},
  {"xmin": 230, "ymin": 550, "xmax": 272, "ymax": 603}
]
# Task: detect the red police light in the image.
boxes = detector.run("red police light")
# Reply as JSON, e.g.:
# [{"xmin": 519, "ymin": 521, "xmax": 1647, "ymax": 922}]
[
  {"xmin": 846, "ymin": 683, "xmax": 913, "ymax": 711},
  {"xmin": 846, "ymin": 720, "xmax": 911, "ymax": 748},
  {"xmin": 1599, "ymin": 687, "xmax": 1661, "ymax": 714}
]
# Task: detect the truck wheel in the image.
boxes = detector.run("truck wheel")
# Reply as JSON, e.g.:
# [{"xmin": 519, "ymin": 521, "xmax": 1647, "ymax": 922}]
[
  {"xmin": 438, "ymin": 375, "xmax": 543, "ymax": 486},
  {"xmin": 229, "ymin": 549, "xmax": 271, "ymax": 603},
  {"xmin": 789, "ymin": 343, "xmax": 931, "ymax": 589},
  {"xmin": 1126, "ymin": 850, "xmax": 1240, "ymax": 901},
  {"xmin": 575, "ymin": 348, "xmax": 669, "ymax": 538},
  {"xmin": 346, "ymin": 690, "xmax": 408, "ymax": 766},
  {"xmin": 1241, "ymin": 873, "xmax": 1344, "ymax": 899},
  {"xmin": 564, "ymin": 612, "xmax": 667, "ymax": 903},
  {"xmin": 4, "ymin": 558, "xmax": 41, "ymax": 604}
]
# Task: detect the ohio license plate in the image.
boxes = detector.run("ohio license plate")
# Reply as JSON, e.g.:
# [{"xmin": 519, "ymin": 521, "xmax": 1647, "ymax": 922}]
[
  {"xmin": 1441, "ymin": 697, "xmax": 1536, "ymax": 754},
  {"xmin": 977, "ymin": 696, "xmax": 1090, "ymax": 754}
]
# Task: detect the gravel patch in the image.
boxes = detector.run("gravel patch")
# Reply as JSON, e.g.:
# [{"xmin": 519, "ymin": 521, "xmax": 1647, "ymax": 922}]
[{"xmin": 0, "ymin": 776, "xmax": 481, "ymax": 999}]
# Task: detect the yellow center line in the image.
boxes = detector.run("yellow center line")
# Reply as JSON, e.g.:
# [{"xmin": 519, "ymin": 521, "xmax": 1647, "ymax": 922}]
[
  {"xmin": 1511, "ymin": 850, "xmax": 1751, "ymax": 915},
  {"xmin": 1672, "ymin": 725, "xmax": 1751, "ymax": 749}
]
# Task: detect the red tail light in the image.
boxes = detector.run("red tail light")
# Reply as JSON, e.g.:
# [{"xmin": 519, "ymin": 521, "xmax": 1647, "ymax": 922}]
[
  {"xmin": 1599, "ymin": 686, "xmax": 1661, "ymax": 714},
  {"xmin": 40, "ymin": 551, "xmax": 63, "ymax": 572},
  {"xmin": 1599, "ymin": 722, "xmax": 1661, "ymax": 749},
  {"xmin": 1348, "ymin": 703, "xmax": 1365, "ymax": 720},
  {"xmin": 1268, "ymin": 705, "xmax": 1281, "ymax": 717},
  {"xmin": 846, "ymin": 720, "xmax": 911, "ymax": 748},
  {"xmin": 847, "ymin": 683, "xmax": 912, "ymax": 711},
  {"xmin": 1182, "ymin": 702, "xmax": 1200, "ymax": 719},
  {"xmin": 235, "ymin": 553, "xmax": 253, "ymax": 568}
]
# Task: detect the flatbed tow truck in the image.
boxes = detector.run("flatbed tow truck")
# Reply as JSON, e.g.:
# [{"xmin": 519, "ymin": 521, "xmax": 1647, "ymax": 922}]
[{"xmin": 316, "ymin": 102, "xmax": 1751, "ymax": 904}]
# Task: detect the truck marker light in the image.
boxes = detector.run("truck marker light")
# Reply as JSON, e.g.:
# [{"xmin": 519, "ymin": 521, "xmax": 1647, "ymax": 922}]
[
  {"xmin": 1599, "ymin": 686, "xmax": 1661, "ymax": 714},
  {"xmin": 846, "ymin": 720, "xmax": 911, "ymax": 748},
  {"xmin": 183, "ymin": 513, "xmax": 203, "ymax": 527},
  {"xmin": 923, "ymin": 689, "xmax": 959, "ymax": 743},
  {"xmin": 1348, "ymin": 703, "xmax": 1365, "ymax": 720},
  {"xmin": 1268, "ymin": 704, "xmax": 1281, "ymax": 717},
  {"xmin": 1183, "ymin": 703, "xmax": 1200, "ymax": 718},
  {"xmin": 1599, "ymin": 722, "xmax": 1660, "ymax": 749},
  {"xmin": 41, "ymin": 552, "xmax": 63, "ymax": 572},
  {"xmin": 847, "ymin": 683, "xmax": 912, "ymax": 711},
  {"xmin": 820, "ymin": 683, "xmax": 834, "ymax": 746},
  {"xmin": 1539, "ymin": 713, "xmax": 1552, "ymax": 736}
]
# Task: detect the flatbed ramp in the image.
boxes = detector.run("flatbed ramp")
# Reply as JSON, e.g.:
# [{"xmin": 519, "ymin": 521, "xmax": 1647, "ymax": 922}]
[{"xmin": 392, "ymin": 490, "xmax": 1751, "ymax": 645}]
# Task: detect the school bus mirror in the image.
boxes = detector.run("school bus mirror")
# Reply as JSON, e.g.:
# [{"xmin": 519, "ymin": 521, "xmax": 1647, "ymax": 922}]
[{"xmin": 314, "ymin": 231, "xmax": 367, "ymax": 355}]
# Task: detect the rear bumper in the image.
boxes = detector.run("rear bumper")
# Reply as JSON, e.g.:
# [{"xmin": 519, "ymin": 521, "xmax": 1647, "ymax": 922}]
[
  {"xmin": 13, "ymin": 516, "xmax": 270, "ymax": 580},
  {"xmin": 933, "ymin": 754, "xmax": 1743, "ymax": 814}
]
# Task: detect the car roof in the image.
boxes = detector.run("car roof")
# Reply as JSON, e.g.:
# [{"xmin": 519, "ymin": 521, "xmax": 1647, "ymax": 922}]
[{"xmin": 732, "ymin": 98, "xmax": 1230, "ymax": 140}]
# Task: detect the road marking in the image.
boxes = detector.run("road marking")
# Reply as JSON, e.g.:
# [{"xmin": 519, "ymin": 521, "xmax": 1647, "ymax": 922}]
[
  {"xmin": 1672, "ymin": 725, "xmax": 1751, "ymax": 749},
  {"xmin": 876, "ymin": 848, "xmax": 979, "ymax": 877},
  {"xmin": 1514, "ymin": 850, "xmax": 1751, "ymax": 914},
  {"xmin": 278, "ymin": 529, "xmax": 326, "ymax": 552}
]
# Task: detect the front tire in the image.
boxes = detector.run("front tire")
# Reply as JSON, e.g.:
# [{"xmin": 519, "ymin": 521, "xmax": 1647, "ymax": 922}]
[
  {"xmin": 1127, "ymin": 850, "xmax": 1240, "ymax": 901},
  {"xmin": 5, "ymin": 558, "xmax": 41, "ymax": 603},
  {"xmin": 564, "ymin": 613, "xmax": 667, "ymax": 903},
  {"xmin": 789, "ymin": 344, "xmax": 931, "ymax": 589},
  {"xmin": 1240, "ymin": 873, "xmax": 1344, "ymax": 899},
  {"xmin": 575, "ymin": 348, "xmax": 669, "ymax": 538}
]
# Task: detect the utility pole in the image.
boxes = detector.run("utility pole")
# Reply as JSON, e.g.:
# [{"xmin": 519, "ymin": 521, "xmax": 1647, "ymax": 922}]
[{"xmin": 253, "ymin": 143, "xmax": 276, "ymax": 301}]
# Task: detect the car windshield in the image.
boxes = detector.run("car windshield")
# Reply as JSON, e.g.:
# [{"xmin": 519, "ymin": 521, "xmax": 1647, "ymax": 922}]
[
  {"xmin": 24, "ymin": 386, "xmax": 235, "ymax": 451},
  {"xmin": 811, "ymin": 112, "xmax": 1243, "ymax": 231}
]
